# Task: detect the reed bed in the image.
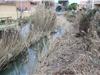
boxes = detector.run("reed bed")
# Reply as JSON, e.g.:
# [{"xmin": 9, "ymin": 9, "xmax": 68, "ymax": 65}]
[
  {"xmin": 31, "ymin": 5, "xmax": 56, "ymax": 32},
  {"xmin": 0, "ymin": 4, "xmax": 56, "ymax": 71},
  {"xmin": 0, "ymin": 28, "xmax": 25, "ymax": 70},
  {"xmin": 27, "ymin": 4, "xmax": 56, "ymax": 45},
  {"xmin": 34, "ymin": 9, "xmax": 100, "ymax": 75}
]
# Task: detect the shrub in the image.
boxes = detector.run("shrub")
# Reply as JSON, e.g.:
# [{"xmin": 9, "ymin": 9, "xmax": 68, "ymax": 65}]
[
  {"xmin": 0, "ymin": 4, "xmax": 56, "ymax": 70},
  {"xmin": 31, "ymin": 5, "xmax": 56, "ymax": 32},
  {"xmin": 68, "ymin": 3, "xmax": 78, "ymax": 10},
  {"xmin": 78, "ymin": 9, "xmax": 97, "ymax": 35}
]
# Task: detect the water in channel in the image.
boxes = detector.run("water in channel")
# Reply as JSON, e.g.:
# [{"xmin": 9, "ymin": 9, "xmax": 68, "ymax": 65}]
[
  {"xmin": 0, "ymin": 32, "xmax": 50, "ymax": 75},
  {"xmin": 0, "ymin": 25, "xmax": 65, "ymax": 75}
]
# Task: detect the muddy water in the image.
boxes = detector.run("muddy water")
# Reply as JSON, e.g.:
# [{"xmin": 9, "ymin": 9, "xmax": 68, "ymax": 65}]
[{"xmin": 0, "ymin": 25, "xmax": 65, "ymax": 75}]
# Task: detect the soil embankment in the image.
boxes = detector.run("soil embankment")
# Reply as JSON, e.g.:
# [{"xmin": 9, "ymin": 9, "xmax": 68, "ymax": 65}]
[{"xmin": 35, "ymin": 15, "xmax": 100, "ymax": 75}]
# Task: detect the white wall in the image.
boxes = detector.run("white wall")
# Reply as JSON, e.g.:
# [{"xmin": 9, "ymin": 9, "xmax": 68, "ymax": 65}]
[{"xmin": 0, "ymin": 5, "xmax": 17, "ymax": 19}]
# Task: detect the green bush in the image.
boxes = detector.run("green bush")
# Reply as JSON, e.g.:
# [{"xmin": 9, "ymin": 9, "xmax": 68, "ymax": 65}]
[{"xmin": 68, "ymin": 3, "xmax": 78, "ymax": 10}]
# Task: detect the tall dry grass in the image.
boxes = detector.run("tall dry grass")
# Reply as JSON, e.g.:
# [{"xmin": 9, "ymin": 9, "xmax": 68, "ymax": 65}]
[
  {"xmin": 73, "ymin": 9, "xmax": 100, "ymax": 75},
  {"xmin": 27, "ymin": 4, "xmax": 56, "ymax": 44},
  {"xmin": 0, "ymin": 4, "xmax": 56, "ymax": 70},
  {"xmin": 31, "ymin": 4, "xmax": 56, "ymax": 32},
  {"xmin": 0, "ymin": 28, "xmax": 27, "ymax": 70}
]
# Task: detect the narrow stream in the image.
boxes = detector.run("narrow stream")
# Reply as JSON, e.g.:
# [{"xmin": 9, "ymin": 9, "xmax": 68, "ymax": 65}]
[
  {"xmin": 0, "ymin": 48, "xmax": 38, "ymax": 75},
  {"xmin": 0, "ymin": 25, "xmax": 65, "ymax": 75}
]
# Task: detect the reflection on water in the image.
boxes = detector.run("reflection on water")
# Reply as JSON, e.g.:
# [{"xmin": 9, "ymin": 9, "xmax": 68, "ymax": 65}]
[
  {"xmin": 0, "ymin": 48, "xmax": 38, "ymax": 75},
  {"xmin": 19, "ymin": 24, "xmax": 31, "ymax": 41},
  {"xmin": 0, "ymin": 36, "xmax": 49, "ymax": 75},
  {"xmin": 52, "ymin": 27, "xmax": 65, "ymax": 41},
  {"xmin": 0, "ymin": 26, "xmax": 65, "ymax": 75}
]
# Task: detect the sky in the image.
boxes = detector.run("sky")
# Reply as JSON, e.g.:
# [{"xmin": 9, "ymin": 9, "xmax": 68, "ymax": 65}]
[
  {"xmin": 0, "ymin": 0, "xmax": 80, "ymax": 4},
  {"xmin": 55, "ymin": 0, "xmax": 80, "ymax": 4}
]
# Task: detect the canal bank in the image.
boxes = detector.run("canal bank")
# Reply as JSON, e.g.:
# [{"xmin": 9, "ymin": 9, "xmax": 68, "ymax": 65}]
[{"xmin": 0, "ymin": 23, "xmax": 66, "ymax": 75}]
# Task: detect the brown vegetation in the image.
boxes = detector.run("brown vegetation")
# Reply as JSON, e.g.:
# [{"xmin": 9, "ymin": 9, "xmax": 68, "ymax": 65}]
[
  {"xmin": 0, "ymin": 4, "xmax": 56, "ymax": 71},
  {"xmin": 34, "ymin": 9, "xmax": 100, "ymax": 75}
]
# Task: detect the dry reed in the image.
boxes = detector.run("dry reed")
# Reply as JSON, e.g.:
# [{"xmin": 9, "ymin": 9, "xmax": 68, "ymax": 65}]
[{"xmin": 0, "ymin": 4, "xmax": 56, "ymax": 71}]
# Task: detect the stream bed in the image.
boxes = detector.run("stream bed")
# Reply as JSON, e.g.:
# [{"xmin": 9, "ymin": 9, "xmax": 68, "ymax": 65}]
[
  {"xmin": 0, "ymin": 26, "xmax": 65, "ymax": 75},
  {"xmin": 0, "ymin": 48, "xmax": 38, "ymax": 75}
]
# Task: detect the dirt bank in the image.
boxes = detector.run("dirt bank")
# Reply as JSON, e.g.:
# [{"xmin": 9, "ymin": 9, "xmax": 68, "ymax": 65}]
[{"xmin": 34, "ymin": 15, "xmax": 100, "ymax": 75}]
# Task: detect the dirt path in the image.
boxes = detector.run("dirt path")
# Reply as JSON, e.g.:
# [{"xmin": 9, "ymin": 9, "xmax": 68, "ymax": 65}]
[{"xmin": 34, "ymin": 16, "xmax": 100, "ymax": 75}]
